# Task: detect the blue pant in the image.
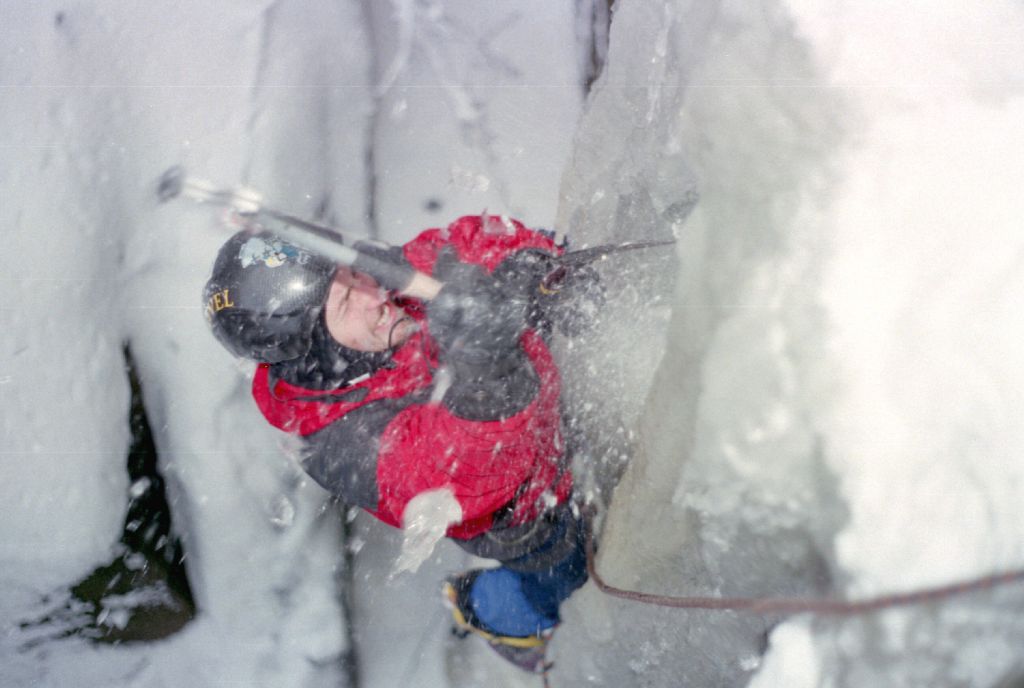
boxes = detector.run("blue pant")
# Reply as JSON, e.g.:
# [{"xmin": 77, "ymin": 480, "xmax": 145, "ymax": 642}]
[{"xmin": 453, "ymin": 501, "xmax": 589, "ymax": 637}]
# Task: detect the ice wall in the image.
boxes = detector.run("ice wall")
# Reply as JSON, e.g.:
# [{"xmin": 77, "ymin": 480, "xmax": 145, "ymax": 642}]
[
  {"xmin": 551, "ymin": 0, "xmax": 846, "ymax": 685},
  {"xmin": 1, "ymin": 2, "xmax": 372, "ymax": 685},
  {"xmin": 753, "ymin": 3, "xmax": 1024, "ymax": 686},
  {"xmin": 364, "ymin": 0, "xmax": 582, "ymax": 240},
  {"xmin": 1, "ymin": 3, "xmax": 128, "ymax": 583},
  {"xmin": 552, "ymin": 1, "xmax": 1024, "ymax": 687}
]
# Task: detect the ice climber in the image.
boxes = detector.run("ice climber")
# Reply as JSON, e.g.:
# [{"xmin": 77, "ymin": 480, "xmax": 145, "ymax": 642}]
[{"xmin": 202, "ymin": 214, "xmax": 600, "ymax": 672}]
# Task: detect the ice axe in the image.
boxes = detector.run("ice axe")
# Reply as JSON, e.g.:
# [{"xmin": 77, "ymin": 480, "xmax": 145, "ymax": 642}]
[
  {"xmin": 537, "ymin": 238, "xmax": 677, "ymax": 293},
  {"xmin": 157, "ymin": 166, "xmax": 443, "ymax": 300},
  {"xmin": 157, "ymin": 166, "xmax": 676, "ymax": 301}
]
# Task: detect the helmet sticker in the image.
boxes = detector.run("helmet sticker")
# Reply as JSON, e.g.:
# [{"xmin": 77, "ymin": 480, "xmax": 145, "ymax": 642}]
[{"xmin": 238, "ymin": 236, "xmax": 303, "ymax": 268}]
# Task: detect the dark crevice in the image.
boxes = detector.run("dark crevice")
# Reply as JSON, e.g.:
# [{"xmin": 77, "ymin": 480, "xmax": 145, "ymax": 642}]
[
  {"xmin": 578, "ymin": 0, "xmax": 614, "ymax": 95},
  {"xmin": 360, "ymin": 0, "xmax": 381, "ymax": 241},
  {"xmin": 248, "ymin": 4, "xmax": 275, "ymax": 176},
  {"xmin": 363, "ymin": 120, "xmax": 379, "ymax": 241},
  {"xmin": 337, "ymin": 505, "xmax": 362, "ymax": 688},
  {"xmin": 20, "ymin": 345, "xmax": 195, "ymax": 646}
]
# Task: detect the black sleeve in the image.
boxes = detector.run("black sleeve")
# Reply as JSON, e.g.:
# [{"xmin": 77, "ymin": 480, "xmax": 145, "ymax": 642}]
[
  {"xmin": 441, "ymin": 347, "xmax": 540, "ymax": 421},
  {"xmin": 426, "ymin": 247, "xmax": 541, "ymax": 421},
  {"xmin": 300, "ymin": 395, "xmax": 416, "ymax": 509}
]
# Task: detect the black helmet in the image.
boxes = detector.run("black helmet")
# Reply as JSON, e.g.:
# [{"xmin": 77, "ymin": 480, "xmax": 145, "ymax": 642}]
[{"xmin": 203, "ymin": 230, "xmax": 336, "ymax": 362}]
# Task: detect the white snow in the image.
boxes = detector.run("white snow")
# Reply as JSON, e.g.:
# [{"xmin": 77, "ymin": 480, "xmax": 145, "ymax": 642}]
[{"xmin": 3, "ymin": 0, "xmax": 1024, "ymax": 687}]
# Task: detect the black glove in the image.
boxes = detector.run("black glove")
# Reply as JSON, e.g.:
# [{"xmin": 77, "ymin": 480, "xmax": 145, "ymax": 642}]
[
  {"xmin": 492, "ymin": 249, "xmax": 607, "ymax": 338},
  {"xmin": 427, "ymin": 248, "xmax": 530, "ymax": 364},
  {"xmin": 536, "ymin": 262, "xmax": 606, "ymax": 337}
]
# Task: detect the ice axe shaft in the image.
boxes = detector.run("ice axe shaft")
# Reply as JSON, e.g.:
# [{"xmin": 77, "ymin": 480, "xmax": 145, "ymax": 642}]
[
  {"xmin": 158, "ymin": 166, "xmax": 678, "ymax": 303},
  {"xmin": 559, "ymin": 239, "xmax": 677, "ymax": 266},
  {"xmin": 157, "ymin": 166, "xmax": 442, "ymax": 301}
]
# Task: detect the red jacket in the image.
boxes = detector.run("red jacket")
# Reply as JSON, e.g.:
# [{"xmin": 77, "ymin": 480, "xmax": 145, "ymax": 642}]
[{"xmin": 252, "ymin": 215, "xmax": 572, "ymax": 539}]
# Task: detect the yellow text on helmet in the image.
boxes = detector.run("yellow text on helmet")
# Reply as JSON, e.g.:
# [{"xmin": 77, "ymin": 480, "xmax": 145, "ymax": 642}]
[{"xmin": 205, "ymin": 288, "xmax": 235, "ymax": 321}]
